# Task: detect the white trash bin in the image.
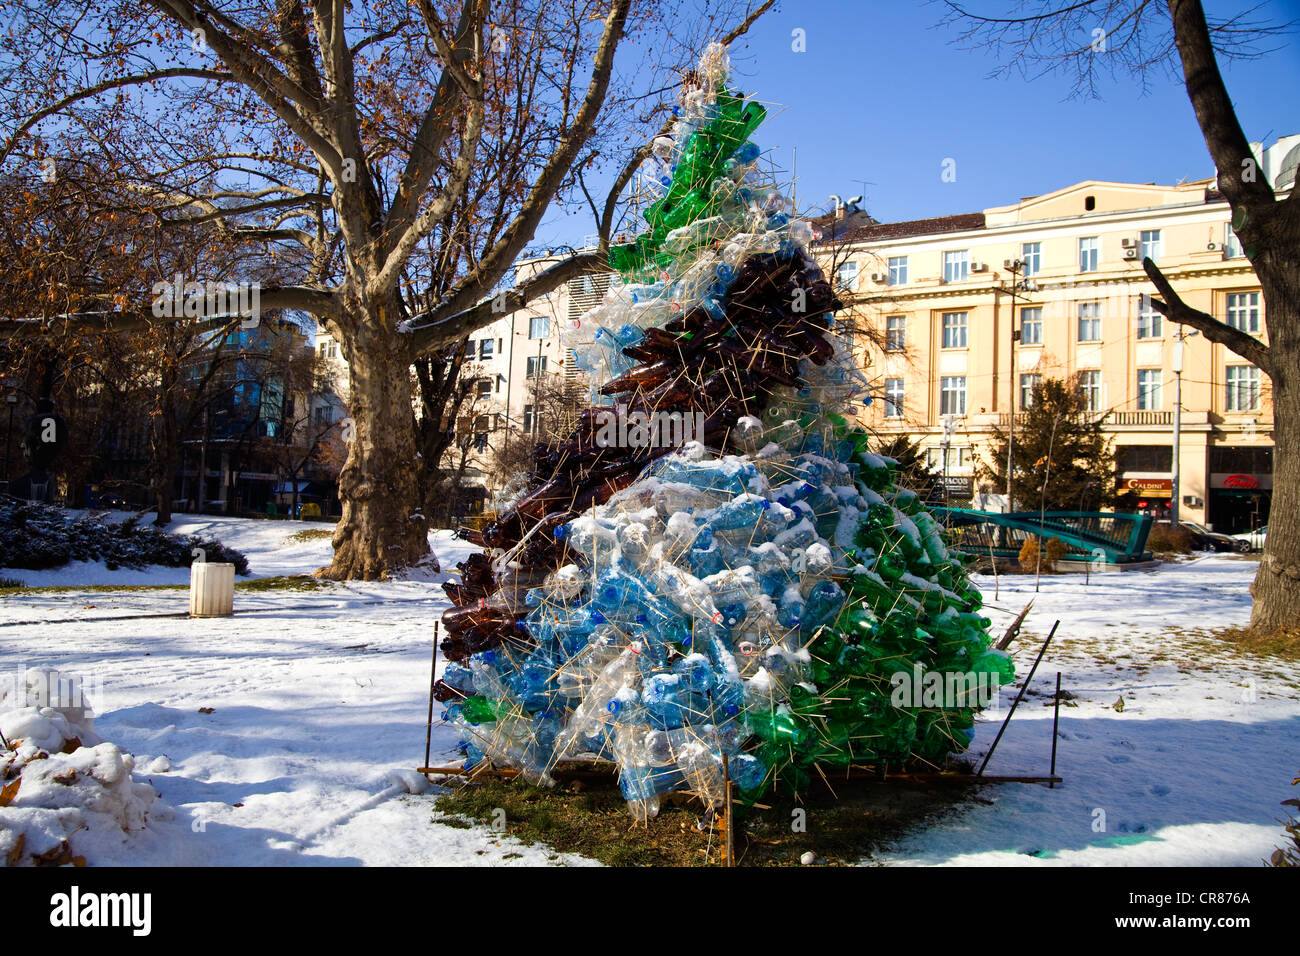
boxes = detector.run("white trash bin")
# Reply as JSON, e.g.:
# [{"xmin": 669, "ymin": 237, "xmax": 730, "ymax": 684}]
[{"xmin": 190, "ymin": 562, "xmax": 235, "ymax": 617}]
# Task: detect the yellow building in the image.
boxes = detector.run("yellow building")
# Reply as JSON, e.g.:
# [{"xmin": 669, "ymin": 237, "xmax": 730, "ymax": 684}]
[{"xmin": 824, "ymin": 135, "xmax": 1297, "ymax": 532}]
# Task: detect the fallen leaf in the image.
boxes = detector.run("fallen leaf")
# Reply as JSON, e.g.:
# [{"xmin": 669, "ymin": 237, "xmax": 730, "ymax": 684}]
[
  {"xmin": 1112, "ymin": 697, "xmax": 1125, "ymax": 713},
  {"xmin": 5, "ymin": 834, "xmax": 24, "ymax": 866},
  {"xmin": 198, "ymin": 707, "xmax": 215, "ymax": 715},
  {"xmin": 52, "ymin": 770, "xmax": 77, "ymax": 786},
  {"xmin": 31, "ymin": 840, "xmax": 76, "ymax": 867},
  {"xmin": 60, "ymin": 736, "xmax": 82, "ymax": 754},
  {"xmin": 0, "ymin": 779, "xmax": 19, "ymax": 807},
  {"xmin": 232, "ymin": 802, "xmax": 244, "ymax": 808}
]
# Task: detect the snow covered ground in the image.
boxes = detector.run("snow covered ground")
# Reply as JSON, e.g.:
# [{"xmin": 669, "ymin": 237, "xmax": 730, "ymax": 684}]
[{"xmin": 2, "ymin": 516, "xmax": 1296, "ymax": 866}]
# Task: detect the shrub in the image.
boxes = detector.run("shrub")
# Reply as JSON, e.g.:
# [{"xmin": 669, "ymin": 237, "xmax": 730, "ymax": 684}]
[
  {"xmin": 1044, "ymin": 536, "xmax": 1067, "ymax": 567},
  {"xmin": 0, "ymin": 499, "xmax": 248, "ymax": 574},
  {"xmin": 1146, "ymin": 523, "xmax": 1193, "ymax": 554},
  {"xmin": 1017, "ymin": 535, "xmax": 1042, "ymax": 572},
  {"xmin": 1270, "ymin": 770, "xmax": 1300, "ymax": 867}
]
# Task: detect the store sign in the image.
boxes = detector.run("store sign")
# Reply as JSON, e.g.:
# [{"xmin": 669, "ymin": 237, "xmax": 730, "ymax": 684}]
[
  {"xmin": 1210, "ymin": 473, "xmax": 1271, "ymax": 491},
  {"xmin": 1119, "ymin": 477, "xmax": 1172, "ymax": 496},
  {"xmin": 938, "ymin": 476, "xmax": 973, "ymax": 496}
]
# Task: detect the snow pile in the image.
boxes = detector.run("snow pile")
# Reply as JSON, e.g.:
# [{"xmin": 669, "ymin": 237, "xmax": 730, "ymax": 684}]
[{"xmin": 0, "ymin": 667, "xmax": 158, "ymax": 866}]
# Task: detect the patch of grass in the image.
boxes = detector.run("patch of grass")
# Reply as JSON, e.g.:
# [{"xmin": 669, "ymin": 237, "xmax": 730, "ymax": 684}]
[
  {"xmin": 0, "ymin": 582, "xmax": 187, "ymax": 595},
  {"xmin": 433, "ymin": 771, "xmax": 979, "ymax": 867},
  {"xmin": 285, "ymin": 528, "xmax": 334, "ymax": 544},
  {"xmin": 235, "ymin": 575, "xmax": 330, "ymax": 592},
  {"xmin": 1215, "ymin": 625, "xmax": 1300, "ymax": 662},
  {"xmin": 0, "ymin": 576, "xmax": 27, "ymax": 588}
]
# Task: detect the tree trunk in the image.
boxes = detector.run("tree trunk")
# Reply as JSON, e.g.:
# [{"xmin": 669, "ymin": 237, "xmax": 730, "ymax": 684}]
[
  {"xmin": 319, "ymin": 298, "xmax": 434, "ymax": 580},
  {"xmin": 1249, "ymin": 249, "xmax": 1300, "ymax": 630}
]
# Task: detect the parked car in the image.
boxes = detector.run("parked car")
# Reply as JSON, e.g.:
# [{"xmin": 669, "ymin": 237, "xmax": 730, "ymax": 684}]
[
  {"xmin": 1230, "ymin": 525, "xmax": 1267, "ymax": 553},
  {"xmin": 1153, "ymin": 520, "xmax": 1245, "ymax": 553}
]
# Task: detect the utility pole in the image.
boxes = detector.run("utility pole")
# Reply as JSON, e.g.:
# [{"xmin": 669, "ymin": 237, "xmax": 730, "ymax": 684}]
[
  {"xmin": 997, "ymin": 258, "xmax": 1030, "ymax": 514},
  {"xmin": 1170, "ymin": 327, "xmax": 1198, "ymax": 526}
]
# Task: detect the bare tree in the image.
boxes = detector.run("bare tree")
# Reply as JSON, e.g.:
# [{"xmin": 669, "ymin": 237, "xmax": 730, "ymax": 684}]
[
  {"xmin": 942, "ymin": 0, "xmax": 1300, "ymax": 631},
  {"xmin": 0, "ymin": 0, "xmax": 774, "ymax": 578}
]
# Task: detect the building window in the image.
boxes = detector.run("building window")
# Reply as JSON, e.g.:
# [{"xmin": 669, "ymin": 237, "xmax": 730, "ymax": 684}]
[
  {"xmin": 1077, "ymin": 301, "xmax": 1102, "ymax": 342},
  {"xmin": 1078, "ymin": 370, "xmax": 1102, "ymax": 412},
  {"xmin": 1079, "ymin": 236, "xmax": 1100, "ymax": 272},
  {"xmin": 1136, "ymin": 295, "xmax": 1162, "ymax": 339},
  {"xmin": 529, "ymin": 315, "xmax": 549, "ymax": 339},
  {"xmin": 941, "ymin": 311, "xmax": 968, "ymax": 349},
  {"xmin": 940, "ymin": 376, "xmax": 967, "ymax": 416},
  {"xmin": 1137, "ymin": 369, "xmax": 1162, "ymax": 410},
  {"xmin": 522, "ymin": 404, "xmax": 536, "ymax": 434},
  {"xmin": 1226, "ymin": 365, "xmax": 1261, "ymax": 412},
  {"xmin": 1021, "ymin": 242, "xmax": 1041, "ymax": 277},
  {"xmin": 1020, "ymin": 373, "xmax": 1042, "ymax": 410},
  {"xmin": 475, "ymin": 378, "xmax": 491, "ymax": 398},
  {"xmin": 526, "ymin": 355, "xmax": 547, "ymax": 378},
  {"xmin": 885, "ymin": 315, "xmax": 906, "ymax": 351},
  {"xmin": 888, "ymin": 256, "xmax": 909, "ymax": 285},
  {"xmin": 464, "ymin": 338, "xmax": 474, "ymax": 357},
  {"xmin": 1019, "ymin": 307, "xmax": 1042, "ymax": 346},
  {"xmin": 1139, "ymin": 229, "xmax": 1162, "ymax": 262},
  {"xmin": 943, "ymin": 250, "xmax": 969, "ymax": 283},
  {"xmin": 473, "ymin": 432, "xmax": 488, "ymax": 452},
  {"xmin": 927, "ymin": 447, "xmax": 970, "ymax": 470},
  {"xmin": 479, "ymin": 338, "xmax": 494, "ymax": 360},
  {"xmin": 1225, "ymin": 291, "xmax": 1261, "ymax": 333},
  {"xmin": 1224, "ymin": 223, "xmax": 1243, "ymax": 259},
  {"xmin": 1117, "ymin": 445, "xmax": 1172, "ymax": 472},
  {"xmin": 884, "ymin": 378, "xmax": 904, "ymax": 418},
  {"xmin": 837, "ymin": 261, "xmax": 859, "ymax": 292}
]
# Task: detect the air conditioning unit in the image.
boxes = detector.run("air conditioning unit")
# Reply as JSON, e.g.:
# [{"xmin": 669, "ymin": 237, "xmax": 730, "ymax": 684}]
[
  {"xmin": 970, "ymin": 261, "xmax": 988, "ymax": 273},
  {"xmin": 1123, "ymin": 248, "xmax": 1139, "ymax": 260},
  {"xmin": 871, "ymin": 273, "xmax": 888, "ymax": 283},
  {"xmin": 1003, "ymin": 258, "xmax": 1018, "ymax": 270},
  {"xmin": 1121, "ymin": 237, "xmax": 1138, "ymax": 249}
]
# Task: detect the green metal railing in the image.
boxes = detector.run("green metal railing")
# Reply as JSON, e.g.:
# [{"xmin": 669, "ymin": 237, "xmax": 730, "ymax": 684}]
[{"xmin": 933, "ymin": 509, "xmax": 1154, "ymax": 564}]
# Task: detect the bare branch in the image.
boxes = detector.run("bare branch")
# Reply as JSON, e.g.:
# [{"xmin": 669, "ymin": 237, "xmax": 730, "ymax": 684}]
[{"xmin": 1142, "ymin": 256, "xmax": 1272, "ymax": 373}]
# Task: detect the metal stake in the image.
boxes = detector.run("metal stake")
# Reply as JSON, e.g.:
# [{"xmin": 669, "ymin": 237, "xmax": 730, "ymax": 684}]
[
  {"xmin": 424, "ymin": 621, "xmax": 439, "ymax": 777},
  {"xmin": 978, "ymin": 620, "xmax": 1059, "ymax": 777},
  {"xmin": 1049, "ymin": 671, "xmax": 1062, "ymax": 788}
]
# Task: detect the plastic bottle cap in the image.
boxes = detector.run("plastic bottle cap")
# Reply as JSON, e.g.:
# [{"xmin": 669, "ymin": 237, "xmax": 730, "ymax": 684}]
[{"xmin": 607, "ymin": 700, "xmax": 621, "ymax": 713}]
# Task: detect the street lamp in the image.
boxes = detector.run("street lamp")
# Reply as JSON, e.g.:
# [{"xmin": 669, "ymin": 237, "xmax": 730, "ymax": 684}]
[
  {"xmin": 996, "ymin": 259, "xmax": 1037, "ymax": 513},
  {"xmin": 1170, "ymin": 327, "xmax": 1199, "ymax": 526}
]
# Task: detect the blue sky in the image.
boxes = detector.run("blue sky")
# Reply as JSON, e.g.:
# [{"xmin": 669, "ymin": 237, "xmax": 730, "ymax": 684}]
[{"xmin": 537, "ymin": 0, "xmax": 1299, "ymax": 245}]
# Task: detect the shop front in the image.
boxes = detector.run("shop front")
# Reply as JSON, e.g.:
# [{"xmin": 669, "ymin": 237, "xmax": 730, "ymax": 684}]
[
  {"xmin": 1208, "ymin": 445, "xmax": 1272, "ymax": 534},
  {"xmin": 1117, "ymin": 476, "xmax": 1172, "ymax": 521}
]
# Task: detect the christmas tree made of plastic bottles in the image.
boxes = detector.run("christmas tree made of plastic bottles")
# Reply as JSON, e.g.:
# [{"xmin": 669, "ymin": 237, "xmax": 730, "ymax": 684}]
[{"xmin": 436, "ymin": 42, "xmax": 1013, "ymax": 819}]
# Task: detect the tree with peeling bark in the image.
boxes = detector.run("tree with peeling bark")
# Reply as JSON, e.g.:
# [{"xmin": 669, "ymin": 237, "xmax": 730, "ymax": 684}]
[
  {"xmin": 0, "ymin": 0, "xmax": 774, "ymax": 580},
  {"xmin": 942, "ymin": 0, "xmax": 1300, "ymax": 631}
]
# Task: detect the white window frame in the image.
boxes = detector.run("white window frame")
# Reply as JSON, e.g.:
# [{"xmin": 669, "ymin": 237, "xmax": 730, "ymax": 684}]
[
  {"xmin": 1139, "ymin": 229, "xmax": 1162, "ymax": 262},
  {"xmin": 1136, "ymin": 295, "xmax": 1162, "ymax": 339},
  {"xmin": 943, "ymin": 250, "xmax": 969, "ymax": 283},
  {"xmin": 1079, "ymin": 236, "xmax": 1100, "ymax": 272},
  {"xmin": 837, "ymin": 261, "xmax": 859, "ymax": 292},
  {"xmin": 526, "ymin": 355, "xmax": 547, "ymax": 378},
  {"xmin": 1077, "ymin": 301, "xmax": 1102, "ymax": 342},
  {"xmin": 941, "ymin": 311, "xmax": 968, "ymax": 349},
  {"xmin": 885, "ymin": 315, "xmax": 906, "ymax": 352},
  {"xmin": 1078, "ymin": 370, "xmax": 1102, "ymax": 412},
  {"xmin": 1021, "ymin": 242, "xmax": 1041, "ymax": 277},
  {"xmin": 1225, "ymin": 292, "xmax": 1261, "ymax": 333},
  {"xmin": 1137, "ymin": 369, "xmax": 1162, "ymax": 411},
  {"xmin": 888, "ymin": 256, "xmax": 909, "ymax": 286},
  {"xmin": 1225, "ymin": 365, "xmax": 1261, "ymax": 412},
  {"xmin": 528, "ymin": 315, "xmax": 550, "ymax": 339},
  {"xmin": 1019, "ymin": 306, "xmax": 1042, "ymax": 346},
  {"xmin": 884, "ymin": 378, "xmax": 904, "ymax": 418},
  {"xmin": 1020, "ymin": 373, "xmax": 1042, "ymax": 410},
  {"xmin": 940, "ymin": 376, "xmax": 967, "ymax": 416}
]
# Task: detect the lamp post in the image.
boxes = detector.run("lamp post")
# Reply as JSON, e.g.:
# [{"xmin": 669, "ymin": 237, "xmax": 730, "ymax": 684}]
[
  {"xmin": 996, "ymin": 259, "xmax": 1037, "ymax": 513},
  {"xmin": 1170, "ymin": 327, "xmax": 1198, "ymax": 526}
]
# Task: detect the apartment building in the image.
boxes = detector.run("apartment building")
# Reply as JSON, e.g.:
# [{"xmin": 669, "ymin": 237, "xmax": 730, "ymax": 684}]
[{"xmin": 824, "ymin": 134, "xmax": 1296, "ymax": 533}]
